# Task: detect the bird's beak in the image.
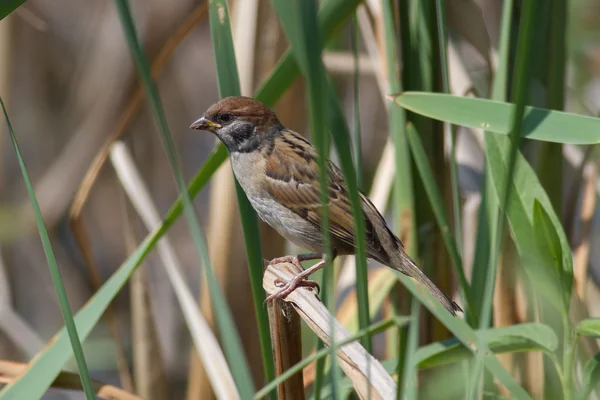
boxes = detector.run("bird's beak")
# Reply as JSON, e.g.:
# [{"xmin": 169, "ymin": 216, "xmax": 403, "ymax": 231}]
[{"xmin": 189, "ymin": 117, "xmax": 222, "ymax": 131}]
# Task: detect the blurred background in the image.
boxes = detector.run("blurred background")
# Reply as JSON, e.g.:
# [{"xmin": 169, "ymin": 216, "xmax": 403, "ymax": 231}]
[{"xmin": 1, "ymin": 0, "xmax": 600, "ymax": 399}]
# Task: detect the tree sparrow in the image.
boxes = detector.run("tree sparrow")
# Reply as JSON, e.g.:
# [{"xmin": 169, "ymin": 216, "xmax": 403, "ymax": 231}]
[{"xmin": 190, "ymin": 96, "xmax": 461, "ymax": 316}]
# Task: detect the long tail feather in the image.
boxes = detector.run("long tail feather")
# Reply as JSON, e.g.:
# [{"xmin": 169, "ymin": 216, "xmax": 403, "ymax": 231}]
[{"xmin": 391, "ymin": 252, "xmax": 462, "ymax": 316}]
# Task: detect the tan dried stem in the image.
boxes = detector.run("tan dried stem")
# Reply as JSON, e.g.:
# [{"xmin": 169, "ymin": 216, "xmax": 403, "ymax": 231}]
[
  {"xmin": 267, "ymin": 280, "xmax": 305, "ymax": 400},
  {"xmin": 303, "ymin": 268, "xmax": 396, "ymax": 387},
  {"xmin": 124, "ymin": 202, "xmax": 170, "ymax": 399},
  {"xmin": 263, "ymin": 262, "xmax": 397, "ymax": 400},
  {"xmin": 493, "ymin": 239, "xmax": 519, "ymax": 397},
  {"xmin": 574, "ymin": 164, "xmax": 597, "ymax": 299}
]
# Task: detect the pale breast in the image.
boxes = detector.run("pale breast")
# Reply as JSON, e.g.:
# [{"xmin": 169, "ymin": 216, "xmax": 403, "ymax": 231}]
[{"xmin": 230, "ymin": 151, "xmax": 324, "ymax": 252}]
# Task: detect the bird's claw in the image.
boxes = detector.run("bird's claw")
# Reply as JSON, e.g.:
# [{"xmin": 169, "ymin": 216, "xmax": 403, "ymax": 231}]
[{"xmin": 264, "ymin": 276, "xmax": 320, "ymax": 304}]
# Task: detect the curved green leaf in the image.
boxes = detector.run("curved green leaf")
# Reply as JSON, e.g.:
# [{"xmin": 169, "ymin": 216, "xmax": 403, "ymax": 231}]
[
  {"xmin": 582, "ymin": 352, "xmax": 600, "ymax": 399},
  {"xmin": 414, "ymin": 323, "xmax": 558, "ymax": 369},
  {"xmin": 394, "ymin": 92, "xmax": 600, "ymax": 144},
  {"xmin": 532, "ymin": 200, "xmax": 570, "ymax": 311},
  {"xmin": 328, "ymin": 323, "xmax": 556, "ymax": 396},
  {"xmin": 576, "ymin": 318, "xmax": 600, "ymax": 338},
  {"xmin": 484, "ymin": 131, "xmax": 573, "ymax": 314}
]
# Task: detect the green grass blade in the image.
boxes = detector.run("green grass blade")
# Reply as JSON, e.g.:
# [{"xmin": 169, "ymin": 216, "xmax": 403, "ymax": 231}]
[
  {"xmin": 405, "ymin": 124, "xmax": 473, "ymax": 320},
  {"xmin": 325, "ymin": 78, "xmax": 370, "ymax": 344},
  {"xmin": 382, "ymin": 0, "xmax": 416, "ymax": 259},
  {"xmin": 351, "ymin": 14, "xmax": 362, "ymax": 189},
  {"xmin": 415, "ymin": 323, "xmax": 558, "ymax": 369},
  {"xmin": 473, "ymin": 0, "xmax": 540, "ymax": 395},
  {"xmin": 382, "ymin": 2, "xmax": 418, "ymax": 393},
  {"xmin": 254, "ymin": 0, "xmax": 362, "ymax": 106},
  {"xmin": 400, "ymin": 299, "xmax": 420, "ymax": 400},
  {"xmin": 535, "ymin": 0, "xmax": 567, "ymax": 213},
  {"xmin": 269, "ymin": 1, "xmax": 344, "ymax": 397},
  {"xmin": 0, "ymin": 98, "xmax": 94, "ymax": 400},
  {"xmin": 482, "ymin": 0, "xmax": 539, "ymax": 326},
  {"xmin": 207, "ymin": 0, "xmax": 275, "ymax": 391},
  {"xmin": 329, "ymin": 322, "xmax": 557, "ymax": 395},
  {"xmin": 271, "ymin": 0, "xmax": 371, "ymax": 356},
  {"xmin": 469, "ymin": 0, "xmax": 512, "ymax": 327},
  {"xmin": 532, "ymin": 201, "xmax": 571, "ymax": 312},
  {"xmin": 394, "ymin": 93, "xmax": 600, "ymax": 145},
  {"xmin": 0, "ymin": 0, "xmax": 25, "ymax": 20},
  {"xmin": 389, "ymin": 273, "xmax": 532, "ymax": 399},
  {"xmin": 582, "ymin": 353, "xmax": 600, "ymax": 399},
  {"xmin": 576, "ymin": 319, "xmax": 600, "ymax": 338},
  {"xmin": 434, "ymin": 0, "xmax": 462, "ymax": 253},
  {"xmin": 113, "ymin": 0, "xmax": 254, "ymax": 395}
]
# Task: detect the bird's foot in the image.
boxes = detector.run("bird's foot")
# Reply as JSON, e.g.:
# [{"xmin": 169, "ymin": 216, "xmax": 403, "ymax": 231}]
[
  {"xmin": 264, "ymin": 275, "xmax": 320, "ymax": 303},
  {"xmin": 264, "ymin": 254, "xmax": 325, "ymax": 303}
]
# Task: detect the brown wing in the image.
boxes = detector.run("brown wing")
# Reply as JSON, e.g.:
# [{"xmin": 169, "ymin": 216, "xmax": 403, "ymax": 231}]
[{"xmin": 265, "ymin": 131, "xmax": 396, "ymax": 259}]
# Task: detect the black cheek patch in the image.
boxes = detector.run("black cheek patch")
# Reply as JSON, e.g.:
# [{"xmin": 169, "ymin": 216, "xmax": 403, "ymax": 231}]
[{"xmin": 232, "ymin": 124, "xmax": 255, "ymax": 144}]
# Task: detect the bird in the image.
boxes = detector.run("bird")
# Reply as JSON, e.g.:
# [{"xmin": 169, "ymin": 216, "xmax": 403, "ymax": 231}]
[{"xmin": 190, "ymin": 96, "xmax": 462, "ymax": 316}]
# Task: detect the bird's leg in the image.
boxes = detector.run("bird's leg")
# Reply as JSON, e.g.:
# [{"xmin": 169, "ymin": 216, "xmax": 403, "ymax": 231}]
[{"xmin": 265, "ymin": 253, "xmax": 326, "ymax": 303}]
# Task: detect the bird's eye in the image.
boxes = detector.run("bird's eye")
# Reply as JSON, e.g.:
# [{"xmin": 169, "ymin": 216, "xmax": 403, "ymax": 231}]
[{"xmin": 219, "ymin": 113, "xmax": 233, "ymax": 123}]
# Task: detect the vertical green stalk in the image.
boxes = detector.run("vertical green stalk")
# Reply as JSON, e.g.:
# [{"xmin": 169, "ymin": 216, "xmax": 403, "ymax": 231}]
[
  {"xmin": 400, "ymin": 299, "xmax": 421, "ymax": 400},
  {"xmin": 302, "ymin": 2, "xmax": 339, "ymax": 397},
  {"xmin": 473, "ymin": 0, "xmax": 539, "ymax": 396},
  {"xmin": 535, "ymin": 0, "xmax": 566, "ymax": 215},
  {"xmin": 0, "ymin": 98, "xmax": 95, "ymax": 400},
  {"xmin": 271, "ymin": 1, "xmax": 372, "ymax": 397},
  {"xmin": 434, "ymin": 0, "xmax": 462, "ymax": 253},
  {"xmin": 269, "ymin": 0, "xmax": 338, "ymax": 396},
  {"xmin": 481, "ymin": 0, "xmax": 539, "ymax": 331},
  {"xmin": 384, "ymin": 1, "xmax": 416, "ymax": 259},
  {"xmin": 470, "ymin": 0, "xmax": 513, "ymax": 322},
  {"xmin": 351, "ymin": 14, "xmax": 363, "ymax": 189},
  {"xmin": 206, "ymin": 0, "xmax": 275, "ymax": 393},
  {"xmin": 113, "ymin": 0, "xmax": 255, "ymax": 395},
  {"xmin": 386, "ymin": 0, "xmax": 418, "ymax": 387}
]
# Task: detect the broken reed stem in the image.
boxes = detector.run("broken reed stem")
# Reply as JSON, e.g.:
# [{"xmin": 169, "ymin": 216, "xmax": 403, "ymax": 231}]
[
  {"xmin": 263, "ymin": 262, "xmax": 396, "ymax": 400},
  {"xmin": 266, "ymin": 265, "xmax": 305, "ymax": 400}
]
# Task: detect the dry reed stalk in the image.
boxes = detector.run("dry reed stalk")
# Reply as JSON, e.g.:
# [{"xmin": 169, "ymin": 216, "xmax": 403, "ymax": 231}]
[
  {"xmin": 0, "ymin": 360, "xmax": 143, "ymax": 400},
  {"xmin": 569, "ymin": 164, "xmax": 600, "ymax": 359},
  {"xmin": 574, "ymin": 164, "xmax": 597, "ymax": 299},
  {"xmin": 124, "ymin": 202, "xmax": 170, "ymax": 400},
  {"xmin": 301, "ymin": 268, "xmax": 397, "ymax": 387},
  {"xmin": 493, "ymin": 240, "xmax": 519, "ymax": 397},
  {"xmin": 266, "ymin": 274, "xmax": 305, "ymax": 400},
  {"xmin": 263, "ymin": 262, "xmax": 397, "ymax": 400}
]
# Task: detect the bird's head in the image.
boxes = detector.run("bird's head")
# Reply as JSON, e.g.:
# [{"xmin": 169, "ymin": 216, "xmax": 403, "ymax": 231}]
[{"xmin": 190, "ymin": 96, "xmax": 283, "ymax": 153}]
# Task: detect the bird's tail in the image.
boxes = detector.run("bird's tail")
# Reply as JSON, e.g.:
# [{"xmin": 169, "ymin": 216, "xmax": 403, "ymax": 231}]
[{"xmin": 391, "ymin": 252, "xmax": 462, "ymax": 316}]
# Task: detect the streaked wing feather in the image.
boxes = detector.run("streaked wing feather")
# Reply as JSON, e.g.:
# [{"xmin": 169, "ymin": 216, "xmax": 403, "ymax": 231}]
[{"xmin": 265, "ymin": 132, "xmax": 389, "ymax": 257}]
